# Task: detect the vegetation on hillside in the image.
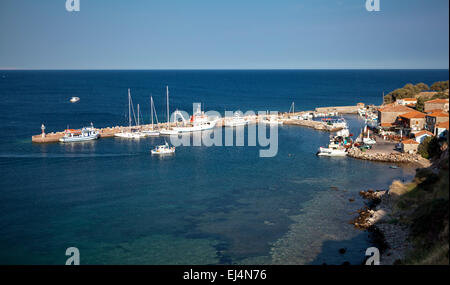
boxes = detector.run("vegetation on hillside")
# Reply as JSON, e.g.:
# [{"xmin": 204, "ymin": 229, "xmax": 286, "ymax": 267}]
[
  {"xmin": 391, "ymin": 139, "xmax": 449, "ymax": 265},
  {"xmin": 384, "ymin": 80, "xmax": 449, "ymax": 104},
  {"xmin": 431, "ymin": 80, "xmax": 450, "ymax": 92}
]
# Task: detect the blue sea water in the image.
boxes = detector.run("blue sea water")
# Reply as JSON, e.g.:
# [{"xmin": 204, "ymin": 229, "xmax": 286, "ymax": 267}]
[{"xmin": 0, "ymin": 70, "xmax": 448, "ymax": 264}]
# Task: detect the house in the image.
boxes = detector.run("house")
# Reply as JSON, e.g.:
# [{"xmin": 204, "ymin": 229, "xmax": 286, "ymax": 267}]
[
  {"xmin": 396, "ymin": 98, "xmax": 417, "ymax": 107},
  {"xmin": 424, "ymin": 98, "xmax": 449, "ymax": 113},
  {"xmin": 397, "ymin": 111, "xmax": 427, "ymax": 131},
  {"xmin": 435, "ymin": 121, "xmax": 449, "ymax": 138},
  {"xmin": 425, "ymin": 111, "xmax": 449, "ymax": 132},
  {"xmin": 412, "ymin": 130, "xmax": 434, "ymax": 143},
  {"xmin": 377, "ymin": 104, "xmax": 415, "ymax": 127},
  {"xmin": 401, "ymin": 139, "xmax": 419, "ymax": 154}
]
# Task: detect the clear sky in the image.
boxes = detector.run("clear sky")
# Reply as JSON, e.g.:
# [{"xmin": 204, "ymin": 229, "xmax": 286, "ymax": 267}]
[{"xmin": 0, "ymin": 0, "xmax": 448, "ymax": 69}]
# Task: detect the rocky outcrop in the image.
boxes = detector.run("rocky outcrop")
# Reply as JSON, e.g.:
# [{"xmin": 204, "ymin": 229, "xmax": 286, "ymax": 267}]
[{"xmin": 347, "ymin": 148, "xmax": 430, "ymax": 167}]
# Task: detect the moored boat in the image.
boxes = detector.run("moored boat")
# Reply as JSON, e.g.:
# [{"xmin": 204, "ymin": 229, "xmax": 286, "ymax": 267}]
[{"xmin": 59, "ymin": 123, "xmax": 99, "ymax": 142}]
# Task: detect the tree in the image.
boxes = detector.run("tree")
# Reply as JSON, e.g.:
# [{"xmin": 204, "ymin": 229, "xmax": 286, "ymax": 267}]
[{"xmin": 430, "ymin": 81, "xmax": 449, "ymax": 92}]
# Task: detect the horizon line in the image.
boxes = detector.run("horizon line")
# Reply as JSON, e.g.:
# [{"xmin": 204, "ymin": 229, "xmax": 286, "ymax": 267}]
[{"xmin": 1, "ymin": 68, "xmax": 449, "ymax": 71}]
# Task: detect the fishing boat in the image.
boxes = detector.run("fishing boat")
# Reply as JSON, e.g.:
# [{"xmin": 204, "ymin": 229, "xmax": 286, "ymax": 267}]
[
  {"xmin": 224, "ymin": 112, "xmax": 248, "ymax": 127},
  {"xmin": 59, "ymin": 123, "xmax": 99, "ymax": 143},
  {"xmin": 151, "ymin": 141, "xmax": 175, "ymax": 155},
  {"xmin": 115, "ymin": 89, "xmax": 147, "ymax": 139},
  {"xmin": 142, "ymin": 96, "xmax": 160, "ymax": 136},
  {"xmin": 172, "ymin": 104, "xmax": 218, "ymax": 132},
  {"xmin": 69, "ymin": 97, "xmax": 80, "ymax": 103}
]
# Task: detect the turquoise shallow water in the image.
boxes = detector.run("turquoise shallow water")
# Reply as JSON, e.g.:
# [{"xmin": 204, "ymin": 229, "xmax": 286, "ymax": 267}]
[{"xmin": 0, "ymin": 70, "xmax": 447, "ymax": 264}]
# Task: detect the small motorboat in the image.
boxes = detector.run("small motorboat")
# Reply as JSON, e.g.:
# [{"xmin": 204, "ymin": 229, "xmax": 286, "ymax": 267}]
[
  {"xmin": 151, "ymin": 142, "xmax": 175, "ymax": 155},
  {"xmin": 70, "ymin": 97, "xmax": 80, "ymax": 103},
  {"xmin": 317, "ymin": 145, "xmax": 347, "ymax": 157}
]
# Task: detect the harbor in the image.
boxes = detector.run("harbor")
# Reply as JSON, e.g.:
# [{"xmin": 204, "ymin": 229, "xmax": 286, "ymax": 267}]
[{"xmin": 31, "ymin": 102, "xmax": 366, "ymax": 143}]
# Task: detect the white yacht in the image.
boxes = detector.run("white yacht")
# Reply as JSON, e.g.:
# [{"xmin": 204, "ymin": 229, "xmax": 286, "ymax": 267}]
[
  {"xmin": 151, "ymin": 142, "xmax": 175, "ymax": 155},
  {"xmin": 224, "ymin": 112, "xmax": 248, "ymax": 127},
  {"xmin": 115, "ymin": 89, "xmax": 147, "ymax": 139}
]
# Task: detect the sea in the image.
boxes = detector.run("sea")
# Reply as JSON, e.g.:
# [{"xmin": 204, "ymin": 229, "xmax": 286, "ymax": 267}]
[{"xmin": 0, "ymin": 69, "xmax": 448, "ymax": 264}]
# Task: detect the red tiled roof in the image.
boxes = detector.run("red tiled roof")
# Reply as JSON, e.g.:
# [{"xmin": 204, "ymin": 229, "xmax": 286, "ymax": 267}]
[
  {"xmin": 378, "ymin": 104, "xmax": 414, "ymax": 113},
  {"xmin": 399, "ymin": 111, "xmax": 426, "ymax": 119},
  {"xmin": 426, "ymin": 98, "xmax": 449, "ymax": 104},
  {"xmin": 402, "ymin": 98, "xmax": 417, "ymax": 102},
  {"xmin": 427, "ymin": 111, "xmax": 449, "ymax": 118},
  {"xmin": 380, "ymin": 123, "xmax": 394, "ymax": 127},
  {"xmin": 402, "ymin": 139, "xmax": 419, "ymax": 145}
]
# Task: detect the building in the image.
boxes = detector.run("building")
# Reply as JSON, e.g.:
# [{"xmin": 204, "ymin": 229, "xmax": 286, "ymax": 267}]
[
  {"xmin": 424, "ymin": 98, "xmax": 449, "ymax": 113},
  {"xmin": 377, "ymin": 104, "xmax": 415, "ymax": 127},
  {"xmin": 425, "ymin": 111, "xmax": 449, "ymax": 132},
  {"xmin": 396, "ymin": 98, "xmax": 417, "ymax": 107},
  {"xmin": 397, "ymin": 111, "xmax": 427, "ymax": 131},
  {"xmin": 412, "ymin": 130, "xmax": 434, "ymax": 143},
  {"xmin": 435, "ymin": 121, "xmax": 449, "ymax": 138},
  {"xmin": 401, "ymin": 139, "xmax": 419, "ymax": 154}
]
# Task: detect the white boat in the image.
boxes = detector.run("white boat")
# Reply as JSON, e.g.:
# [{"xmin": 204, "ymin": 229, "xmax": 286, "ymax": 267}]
[
  {"xmin": 115, "ymin": 131, "xmax": 147, "ymax": 139},
  {"xmin": 317, "ymin": 145, "xmax": 347, "ymax": 157},
  {"xmin": 172, "ymin": 105, "xmax": 218, "ymax": 132},
  {"xmin": 151, "ymin": 142, "xmax": 175, "ymax": 155},
  {"xmin": 224, "ymin": 112, "xmax": 248, "ymax": 127},
  {"xmin": 114, "ymin": 89, "xmax": 147, "ymax": 139},
  {"xmin": 69, "ymin": 97, "xmax": 80, "ymax": 103},
  {"xmin": 362, "ymin": 125, "xmax": 377, "ymax": 145},
  {"xmin": 142, "ymin": 96, "xmax": 160, "ymax": 137},
  {"xmin": 59, "ymin": 123, "xmax": 99, "ymax": 142},
  {"xmin": 261, "ymin": 115, "xmax": 283, "ymax": 125},
  {"xmin": 323, "ymin": 118, "xmax": 348, "ymax": 129}
]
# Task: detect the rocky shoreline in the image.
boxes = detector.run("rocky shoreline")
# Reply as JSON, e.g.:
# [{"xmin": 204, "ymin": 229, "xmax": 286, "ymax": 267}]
[
  {"xmin": 347, "ymin": 148, "xmax": 430, "ymax": 168},
  {"xmin": 351, "ymin": 188, "xmax": 413, "ymax": 265}
]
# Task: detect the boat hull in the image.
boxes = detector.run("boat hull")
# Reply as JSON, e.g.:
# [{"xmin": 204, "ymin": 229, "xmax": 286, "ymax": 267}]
[
  {"xmin": 59, "ymin": 134, "xmax": 99, "ymax": 143},
  {"xmin": 114, "ymin": 132, "xmax": 147, "ymax": 138}
]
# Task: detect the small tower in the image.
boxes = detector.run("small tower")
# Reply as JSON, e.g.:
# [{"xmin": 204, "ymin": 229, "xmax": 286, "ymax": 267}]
[{"xmin": 41, "ymin": 124, "xmax": 46, "ymax": 138}]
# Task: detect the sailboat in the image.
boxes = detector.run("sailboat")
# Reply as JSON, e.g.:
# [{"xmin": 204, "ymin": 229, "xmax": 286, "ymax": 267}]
[
  {"xmin": 114, "ymin": 89, "xmax": 147, "ymax": 139},
  {"xmin": 142, "ymin": 96, "xmax": 160, "ymax": 136},
  {"xmin": 160, "ymin": 86, "xmax": 180, "ymax": 135}
]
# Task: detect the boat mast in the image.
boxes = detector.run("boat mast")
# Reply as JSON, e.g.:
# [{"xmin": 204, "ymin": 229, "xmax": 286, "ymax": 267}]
[
  {"xmin": 128, "ymin": 88, "xmax": 132, "ymax": 127},
  {"xmin": 166, "ymin": 86, "xmax": 169, "ymax": 128},
  {"xmin": 150, "ymin": 96, "xmax": 154, "ymax": 129},
  {"xmin": 137, "ymin": 103, "xmax": 140, "ymax": 127}
]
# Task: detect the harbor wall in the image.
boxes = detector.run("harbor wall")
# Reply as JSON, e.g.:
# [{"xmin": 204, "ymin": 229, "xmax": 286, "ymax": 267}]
[{"xmin": 315, "ymin": 105, "xmax": 360, "ymax": 114}]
